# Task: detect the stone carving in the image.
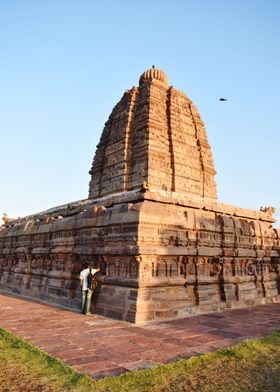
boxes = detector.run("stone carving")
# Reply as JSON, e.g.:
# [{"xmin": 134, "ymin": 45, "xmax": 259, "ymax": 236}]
[
  {"xmin": 260, "ymin": 206, "xmax": 276, "ymax": 214},
  {"xmin": 2, "ymin": 213, "xmax": 16, "ymax": 224},
  {"xmin": 0, "ymin": 67, "xmax": 279, "ymax": 323}
]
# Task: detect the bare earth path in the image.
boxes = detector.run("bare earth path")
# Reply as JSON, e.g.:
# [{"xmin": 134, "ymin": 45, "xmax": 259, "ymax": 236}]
[{"xmin": 0, "ymin": 293, "xmax": 280, "ymax": 379}]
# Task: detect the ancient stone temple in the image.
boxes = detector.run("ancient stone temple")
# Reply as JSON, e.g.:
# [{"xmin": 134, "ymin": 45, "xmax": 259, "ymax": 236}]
[{"xmin": 1, "ymin": 68, "xmax": 279, "ymax": 323}]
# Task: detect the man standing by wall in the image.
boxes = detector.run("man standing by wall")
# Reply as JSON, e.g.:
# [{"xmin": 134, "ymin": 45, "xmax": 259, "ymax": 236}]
[{"xmin": 80, "ymin": 262, "xmax": 100, "ymax": 315}]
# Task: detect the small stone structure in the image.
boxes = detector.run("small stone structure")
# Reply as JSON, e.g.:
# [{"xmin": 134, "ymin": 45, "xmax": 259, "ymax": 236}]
[{"xmin": 0, "ymin": 68, "xmax": 279, "ymax": 323}]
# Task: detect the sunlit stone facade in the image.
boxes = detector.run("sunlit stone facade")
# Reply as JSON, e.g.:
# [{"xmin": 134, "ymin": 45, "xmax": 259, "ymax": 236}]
[{"xmin": 1, "ymin": 68, "xmax": 279, "ymax": 323}]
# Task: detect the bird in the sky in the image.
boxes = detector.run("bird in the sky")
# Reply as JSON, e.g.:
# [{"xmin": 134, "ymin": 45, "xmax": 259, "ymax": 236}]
[{"xmin": 219, "ymin": 98, "xmax": 227, "ymax": 101}]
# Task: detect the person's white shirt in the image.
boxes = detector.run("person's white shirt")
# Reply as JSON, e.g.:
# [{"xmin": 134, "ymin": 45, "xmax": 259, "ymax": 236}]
[{"xmin": 80, "ymin": 267, "xmax": 99, "ymax": 291}]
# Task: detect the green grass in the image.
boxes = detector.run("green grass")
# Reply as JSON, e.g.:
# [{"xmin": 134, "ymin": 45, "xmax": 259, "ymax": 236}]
[{"xmin": 1, "ymin": 327, "xmax": 280, "ymax": 391}]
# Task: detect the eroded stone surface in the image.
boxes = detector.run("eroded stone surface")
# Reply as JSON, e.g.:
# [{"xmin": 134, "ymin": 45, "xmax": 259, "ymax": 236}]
[
  {"xmin": 88, "ymin": 68, "xmax": 217, "ymax": 199},
  {"xmin": 0, "ymin": 68, "xmax": 279, "ymax": 323}
]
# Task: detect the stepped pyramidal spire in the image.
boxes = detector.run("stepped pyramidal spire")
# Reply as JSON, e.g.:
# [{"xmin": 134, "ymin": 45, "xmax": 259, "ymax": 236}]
[{"xmin": 88, "ymin": 67, "xmax": 217, "ymax": 200}]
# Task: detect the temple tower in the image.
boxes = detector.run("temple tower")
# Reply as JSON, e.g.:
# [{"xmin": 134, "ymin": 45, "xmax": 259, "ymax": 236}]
[
  {"xmin": 0, "ymin": 67, "xmax": 279, "ymax": 324},
  {"xmin": 89, "ymin": 67, "xmax": 217, "ymax": 199}
]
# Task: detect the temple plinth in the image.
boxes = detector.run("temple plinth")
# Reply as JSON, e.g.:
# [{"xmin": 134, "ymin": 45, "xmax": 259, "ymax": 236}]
[{"xmin": 0, "ymin": 68, "xmax": 279, "ymax": 323}]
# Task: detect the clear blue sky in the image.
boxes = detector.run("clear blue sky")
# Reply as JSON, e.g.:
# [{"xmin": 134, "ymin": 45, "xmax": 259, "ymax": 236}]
[{"xmin": 0, "ymin": 0, "xmax": 279, "ymax": 226}]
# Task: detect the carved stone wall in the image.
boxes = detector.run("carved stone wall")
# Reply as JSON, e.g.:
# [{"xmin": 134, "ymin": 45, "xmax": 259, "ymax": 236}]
[
  {"xmin": 134, "ymin": 195, "xmax": 280, "ymax": 322},
  {"xmin": 0, "ymin": 199, "xmax": 141, "ymax": 318},
  {"xmin": 0, "ymin": 67, "xmax": 279, "ymax": 323}
]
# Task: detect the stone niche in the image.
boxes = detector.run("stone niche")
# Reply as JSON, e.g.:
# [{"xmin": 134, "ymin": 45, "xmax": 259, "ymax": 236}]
[{"xmin": 1, "ymin": 67, "xmax": 279, "ymax": 323}]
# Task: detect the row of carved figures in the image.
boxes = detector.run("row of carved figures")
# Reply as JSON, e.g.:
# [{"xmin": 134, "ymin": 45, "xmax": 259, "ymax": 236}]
[{"xmin": 0, "ymin": 254, "xmax": 279, "ymax": 280}]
